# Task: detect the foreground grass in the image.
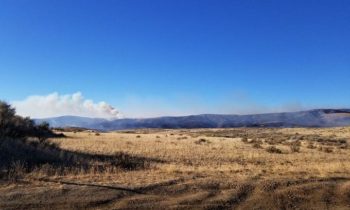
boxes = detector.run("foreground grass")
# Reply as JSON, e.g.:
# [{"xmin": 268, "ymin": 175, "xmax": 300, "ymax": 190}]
[{"xmin": 1, "ymin": 127, "xmax": 350, "ymax": 209}]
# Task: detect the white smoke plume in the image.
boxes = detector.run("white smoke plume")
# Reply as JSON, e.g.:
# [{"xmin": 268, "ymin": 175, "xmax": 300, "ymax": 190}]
[{"xmin": 12, "ymin": 92, "xmax": 122, "ymax": 119}]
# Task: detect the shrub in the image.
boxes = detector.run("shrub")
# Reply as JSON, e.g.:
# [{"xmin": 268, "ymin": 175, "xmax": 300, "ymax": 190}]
[
  {"xmin": 266, "ymin": 139, "xmax": 277, "ymax": 145},
  {"xmin": 339, "ymin": 139, "xmax": 347, "ymax": 144},
  {"xmin": 319, "ymin": 146, "xmax": 333, "ymax": 153},
  {"xmin": 289, "ymin": 141, "xmax": 301, "ymax": 153},
  {"xmin": 289, "ymin": 144, "xmax": 300, "ymax": 153},
  {"xmin": 266, "ymin": 146, "xmax": 282, "ymax": 154},
  {"xmin": 0, "ymin": 101, "xmax": 57, "ymax": 140},
  {"xmin": 241, "ymin": 137, "xmax": 248, "ymax": 143},
  {"xmin": 195, "ymin": 138, "xmax": 211, "ymax": 144},
  {"xmin": 324, "ymin": 147, "xmax": 333, "ymax": 153},
  {"xmin": 307, "ymin": 143, "xmax": 316, "ymax": 149},
  {"xmin": 253, "ymin": 143, "xmax": 263, "ymax": 149},
  {"xmin": 7, "ymin": 161, "xmax": 27, "ymax": 182},
  {"xmin": 0, "ymin": 101, "xmax": 155, "ymax": 180},
  {"xmin": 339, "ymin": 143, "xmax": 348, "ymax": 149}
]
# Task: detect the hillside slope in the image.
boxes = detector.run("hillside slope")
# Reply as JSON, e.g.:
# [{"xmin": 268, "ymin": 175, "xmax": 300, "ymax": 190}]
[{"xmin": 35, "ymin": 109, "xmax": 350, "ymax": 130}]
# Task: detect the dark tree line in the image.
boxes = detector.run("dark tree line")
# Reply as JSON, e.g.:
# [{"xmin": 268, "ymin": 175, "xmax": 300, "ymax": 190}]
[{"xmin": 0, "ymin": 101, "xmax": 55, "ymax": 141}]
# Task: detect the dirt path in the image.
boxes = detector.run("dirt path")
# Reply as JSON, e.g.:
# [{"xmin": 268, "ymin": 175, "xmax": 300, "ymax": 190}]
[{"xmin": 1, "ymin": 177, "xmax": 350, "ymax": 209}]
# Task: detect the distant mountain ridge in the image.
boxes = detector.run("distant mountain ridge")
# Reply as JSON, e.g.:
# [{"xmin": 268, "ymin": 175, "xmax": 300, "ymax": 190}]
[{"xmin": 34, "ymin": 109, "xmax": 350, "ymax": 131}]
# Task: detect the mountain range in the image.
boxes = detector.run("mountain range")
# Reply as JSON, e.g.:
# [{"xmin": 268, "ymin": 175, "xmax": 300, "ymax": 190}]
[{"xmin": 34, "ymin": 109, "xmax": 350, "ymax": 131}]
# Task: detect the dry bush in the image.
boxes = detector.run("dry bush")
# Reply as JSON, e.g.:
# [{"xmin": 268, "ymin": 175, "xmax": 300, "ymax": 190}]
[
  {"xmin": 253, "ymin": 143, "xmax": 263, "ymax": 149},
  {"xmin": 293, "ymin": 140, "xmax": 301, "ymax": 146},
  {"xmin": 266, "ymin": 146, "xmax": 282, "ymax": 154},
  {"xmin": 195, "ymin": 138, "xmax": 211, "ymax": 145},
  {"xmin": 307, "ymin": 142, "xmax": 316, "ymax": 149},
  {"xmin": 266, "ymin": 138, "xmax": 278, "ymax": 145},
  {"xmin": 339, "ymin": 144, "xmax": 348, "ymax": 149},
  {"xmin": 337, "ymin": 140, "xmax": 348, "ymax": 149},
  {"xmin": 0, "ymin": 101, "xmax": 158, "ymax": 181},
  {"xmin": 297, "ymin": 135, "xmax": 305, "ymax": 140},
  {"xmin": 289, "ymin": 141, "xmax": 301, "ymax": 153},
  {"xmin": 339, "ymin": 139, "xmax": 347, "ymax": 144},
  {"xmin": 95, "ymin": 132, "xmax": 100, "ymax": 136},
  {"xmin": 6, "ymin": 161, "xmax": 26, "ymax": 182},
  {"xmin": 319, "ymin": 146, "xmax": 334, "ymax": 153},
  {"xmin": 0, "ymin": 137, "xmax": 157, "ymax": 180},
  {"xmin": 289, "ymin": 144, "xmax": 301, "ymax": 153},
  {"xmin": 241, "ymin": 137, "xmax": 248, "ymax": 143},
  {"xmin": 274, "ymin": 137, "xmax": 285, "ymax": 144}
]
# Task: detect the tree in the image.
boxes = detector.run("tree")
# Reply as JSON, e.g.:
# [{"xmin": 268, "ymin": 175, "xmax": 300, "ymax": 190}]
[
  {"xmin": 0, "ymin": 101, "xmax": 54, "ymax": 140},
  {"xmin": 0, "ymin": 101, "xmax": 17, "ymax": 138},
  {"xmin": 36, "ymin": 122, "xmax": 51, "ymax": 143}
]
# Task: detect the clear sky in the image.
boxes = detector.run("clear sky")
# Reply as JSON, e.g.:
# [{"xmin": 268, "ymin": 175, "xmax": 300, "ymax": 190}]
[{"xmin": 0, "ymin": 0, "xmax": 349, "ymax": 118}]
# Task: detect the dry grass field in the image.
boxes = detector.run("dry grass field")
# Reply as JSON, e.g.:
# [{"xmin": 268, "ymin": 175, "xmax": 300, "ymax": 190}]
[{"xmin": 1, "ymin": 127, "xmax": 350, "ymax": 209}]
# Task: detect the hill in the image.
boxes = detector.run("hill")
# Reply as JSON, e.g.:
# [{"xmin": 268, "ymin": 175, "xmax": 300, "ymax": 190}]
[{"xmin": 35, "ymin": 109, "xmax": 350, "ymax": 130}]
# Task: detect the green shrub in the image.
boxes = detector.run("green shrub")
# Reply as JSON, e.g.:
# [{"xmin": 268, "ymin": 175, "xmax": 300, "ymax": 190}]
[{"xmin": 0, "ymin": 101, "xmax": 57, "ymax": 141}]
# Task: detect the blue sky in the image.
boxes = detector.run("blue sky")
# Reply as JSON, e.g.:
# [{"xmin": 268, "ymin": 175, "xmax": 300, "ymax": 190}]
[{"xmin": 1, "ymin": 0, "xmax": 349, "ymax": 118}]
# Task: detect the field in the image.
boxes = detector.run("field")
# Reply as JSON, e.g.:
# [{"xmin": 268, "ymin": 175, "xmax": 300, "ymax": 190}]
[{"xmin": 1, "ymin": 127, "xmax": 350, "ymax": 209}]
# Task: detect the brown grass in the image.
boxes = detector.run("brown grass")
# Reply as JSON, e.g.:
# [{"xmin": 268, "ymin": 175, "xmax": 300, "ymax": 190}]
[{"xmin": 1, "ymin": 127, "xmax": 350, "ymax": 209}]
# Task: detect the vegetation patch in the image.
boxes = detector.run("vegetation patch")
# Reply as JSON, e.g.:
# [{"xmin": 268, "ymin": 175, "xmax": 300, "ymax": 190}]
[
  {"xmin": 266, "ymin": 146, "xmax": 283, "ymax": 154},
  {"xmin": 195, "ymin": 138, "xmax": 211, "ymax": 145},
  {"xmin": 0, "ymin": 101, "xmax": 158, "ymax": 181}
]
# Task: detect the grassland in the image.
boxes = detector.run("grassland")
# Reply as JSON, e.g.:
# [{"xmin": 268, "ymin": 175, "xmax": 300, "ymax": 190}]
[{"xmin": 1, "ymin": 127, "xmax": 350, "ymax": 209}]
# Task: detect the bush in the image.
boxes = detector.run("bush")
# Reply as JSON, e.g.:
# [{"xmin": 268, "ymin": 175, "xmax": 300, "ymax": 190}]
[
  {"xmin": 241, "ymin": 137, "xmax": 248, "ymax": 143},
  {"xmin": 319, "ymin": 146, "xmax": 333, "ymax": 153},
  {"xmin": 339, "ymin": 143, "xmax": 348, "ymax": 149},
  {"xmin": 289, "ymin": 141, "xmax": 301, "ymax": 153},
  {"xmin": 0, "ymin": 101, "xmax": 155, "ymax": 180},
  {"xmin": 0, "ymin": 137, "xmax": 152, "ymax": 180},
  {"xmin": 253, "ymin": 143, "xmax": 263, "ymax": 149},
  {"xmin": 307, "ymin": 143, "xmax": 316, "ymax": 149},
  {"xmin": 0, "ymin": 101, "xmax": 56, "ymax": 141},
  {"xmin": 266, "ymin": 146, "xmax": 282, "ymax": 154},
  {"xmin": 195, "ymin": 138, "xmax": 211, "ymax": 144}
]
